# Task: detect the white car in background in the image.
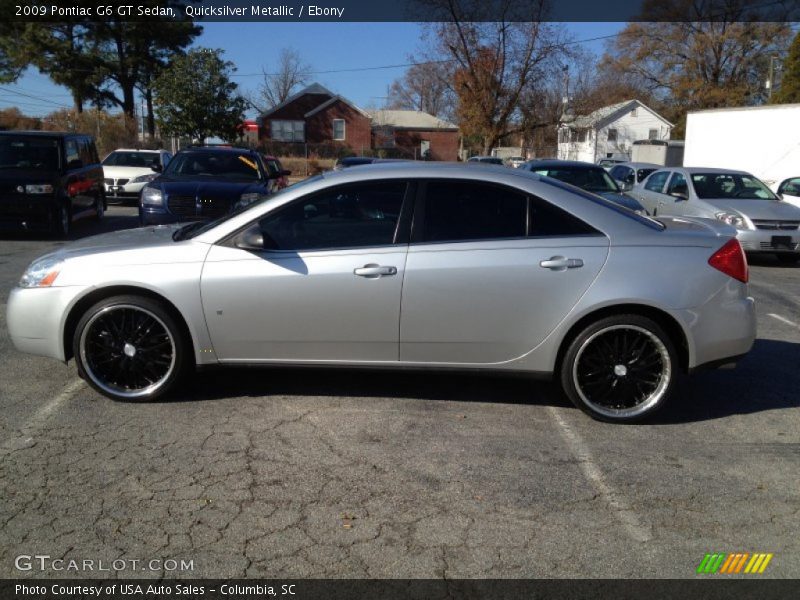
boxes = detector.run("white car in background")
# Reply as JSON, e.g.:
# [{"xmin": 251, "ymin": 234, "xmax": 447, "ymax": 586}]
[
  {"xmin": 102, "ymin": 149, "xmax": 172, "ymax": 202},
  {"xmin": 777, "ymin": 177, "xmax": 800, "ymax": 210}
]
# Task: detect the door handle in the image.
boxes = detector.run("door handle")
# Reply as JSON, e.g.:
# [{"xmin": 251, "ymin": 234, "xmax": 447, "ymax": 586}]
[
  {"xmin": 539, "ymin": 256, "xmax": 584, "ymax": 271},
  {"xmin": 354, "ymin": 264, "xmax": 397, "ymax": 278}
]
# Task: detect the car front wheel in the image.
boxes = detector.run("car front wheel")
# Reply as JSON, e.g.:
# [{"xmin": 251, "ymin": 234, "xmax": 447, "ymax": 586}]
[
  {"xmin": 560, "ymin": 314, "xmax": 677, "ymax": 423},
  {"xmin": 73, "ymin": 295, "xmax": 190, "ymax": 401},
  {"xmin": 53, "ymin": 201, "xmax": 70, "ymax": 237}
]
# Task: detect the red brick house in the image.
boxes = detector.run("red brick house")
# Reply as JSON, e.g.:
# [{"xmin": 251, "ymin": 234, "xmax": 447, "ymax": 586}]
[
  {"xmin": 259, "ymin": 84, "xmax": 461, "ymax": 160},
  {"xmin": 258, "ymin": 83, "xmax": 372, "ymax": 153},
  {"xmin": 370, "ymin": 110, "xmax": 459, "ymax": 161}
]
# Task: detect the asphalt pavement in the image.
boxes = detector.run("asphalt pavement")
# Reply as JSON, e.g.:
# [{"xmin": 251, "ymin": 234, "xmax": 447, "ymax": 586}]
[{"xmin": 1, "ymin": 206, "xmax": 798, "ymax": 579}]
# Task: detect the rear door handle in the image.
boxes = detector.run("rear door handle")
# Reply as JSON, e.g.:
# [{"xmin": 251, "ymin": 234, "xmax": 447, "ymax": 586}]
[
  {"xmin": 539, "ymin": 256, "xmax": 584, "ymax": 271},
  {"xmin": 354, "ymin": 264, "xmax": 397, "ymax": 278}
]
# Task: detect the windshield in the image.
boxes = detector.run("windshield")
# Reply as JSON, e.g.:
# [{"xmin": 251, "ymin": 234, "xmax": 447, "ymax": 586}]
[
  {"xmin": 533, "ymin": 167, "xmax": 620, "ymax": 193},
  {"xmin": 164, "ymin": 151, "xmax": 263, "ymax": 181},
  {"xmin": 0, "ymin": 137, "xmax": 60, "ymax": 171},
  {"xmin": 691, "ymin": 173, "xmax": 777, "ymax": 200},
  {"xmin": 175, "ymin": 174, "xmax": 324, "ymax": 241},
  {"xmin": 103, "ymin": 151, "xmax": 160, "ymax": 168}
]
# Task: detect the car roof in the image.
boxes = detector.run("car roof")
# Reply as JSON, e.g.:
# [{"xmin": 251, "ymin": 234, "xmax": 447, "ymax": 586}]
[
  {"xmin": 615, "ymin": 162, "xmax": 660, "ymax": 169},
  {"xmin": 177, "ymin": 146, "xmax": 257, "ymax": 155},
  {"xmin": 109, "ymin": 148, "xmax": 163, "ymax": 153},
  {"xmin": 678, "ymin": 167, "xmax": 754, "ymax": 176},
  {"xmin": 524, "ymin": 159, "xmax": 604, "ymax": 170},
  {"xmin": 0, "ymin": 130, "xmax": 85, "ymax": 138}
]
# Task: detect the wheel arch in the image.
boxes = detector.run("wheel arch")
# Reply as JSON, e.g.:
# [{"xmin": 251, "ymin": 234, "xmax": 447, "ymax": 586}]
[
  {"xmin": 554, "ymin": 303, "xmax": 690, "ymax": 376},
  {"xmin": 62, "ymin": 285, "xmax": 195, "ymax": 363}
]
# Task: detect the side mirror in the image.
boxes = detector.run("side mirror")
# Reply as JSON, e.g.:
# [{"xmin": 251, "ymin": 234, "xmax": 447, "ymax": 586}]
[
  {"xmin": 235, "ymin": 228, "xmax": 265, "ymax": 250},
  {"xmin": 620, "ymin": 181, "xmax": 633, "ymax": 191},
  {"xmin": 150, "ymin": 164, "xmax": 162, "ymax": 173}
]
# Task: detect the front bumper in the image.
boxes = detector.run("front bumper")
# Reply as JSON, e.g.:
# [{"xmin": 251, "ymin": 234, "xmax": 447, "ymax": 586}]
[
  {"xmin": 737, "ymin": 229, "xmax": 800, "ymax": 253},
  {"xmin": 105, "ymin": 181, "xmax": 147, "ymax": 199},
  {"xmin": 7, "ymin": 285, "xmax": 87, "ymax": 361}
]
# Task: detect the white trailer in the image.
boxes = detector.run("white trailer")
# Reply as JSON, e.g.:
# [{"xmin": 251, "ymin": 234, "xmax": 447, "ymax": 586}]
[
  {"xmin": 684, "ymin": 104, "xmax": 800, "ymax": 190},
  {"xmin": 631, "ymin": 140, "xmax": 684, "ymax": 166}
]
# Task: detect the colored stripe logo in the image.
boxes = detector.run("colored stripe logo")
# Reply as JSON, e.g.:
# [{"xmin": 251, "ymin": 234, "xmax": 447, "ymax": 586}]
[{"xmin": 697, "ymin": 552, "xmax": 773, "ymax": 574}]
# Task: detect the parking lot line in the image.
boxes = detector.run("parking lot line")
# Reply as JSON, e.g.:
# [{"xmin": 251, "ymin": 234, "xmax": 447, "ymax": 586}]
[
  {"xmin": 546, "ymin": 406, "xmax": 652, "ymax": 543},
  {"xmin": 767, "ymin": 313, "xmax": 799, "ymax": 328},
  {"xmin": 29, "ymin": 378, "xmax": 85, "ymax": 426}
]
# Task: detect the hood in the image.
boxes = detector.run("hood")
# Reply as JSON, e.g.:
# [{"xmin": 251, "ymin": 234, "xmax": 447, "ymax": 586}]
[
  {"xmin": 703, "ymin": 198, "xmax": 800, "ymax": 221},
  {"xmin": 155, "ymin": 176, "xmax": 263, "ymax": 198},
  {"xmin": 102, "ymin": 165, "xmax": 154, "ymax": 178},
  {"xmin": 598, "ymin": 191, "xmax": 645, "ymax": 212},
  {"xmin": 42, "ymin": 224, "xmax": 186, "ymax": 263}
]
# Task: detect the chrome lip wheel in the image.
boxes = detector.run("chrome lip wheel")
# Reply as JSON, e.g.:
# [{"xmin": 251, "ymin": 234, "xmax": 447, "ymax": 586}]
[
  {"xmin": 572, "ymin": 324, "xmax": 671, "ymax": 419},
  {"xmin": 79, "ymin": 305, "xmax": 176, "ymax": 399}
]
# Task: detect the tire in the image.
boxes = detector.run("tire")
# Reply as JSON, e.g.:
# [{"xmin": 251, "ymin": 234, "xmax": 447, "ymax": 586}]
[
  {"xmin": 73, "ymin": 295, "xmax": 191, "ymax": 402},
  {"xmin": 776, "ymin": 253, "xmax": 800, "ymax": 265},
  {"xmin": 95, "ymin": 192, "xmax": 106, "ymax": 220},
  {"xmin": 53, "ymin": 201, "xmax": 70, "ymax": 237},
  {"xmin": 559, "ymin": 314, "xmax": 678, "ymax": 423}
]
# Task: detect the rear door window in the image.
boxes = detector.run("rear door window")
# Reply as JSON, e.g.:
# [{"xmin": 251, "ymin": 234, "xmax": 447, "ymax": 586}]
[{"xmin": 421, "ymin": 181, "xmax": 527, "ymax": 242}]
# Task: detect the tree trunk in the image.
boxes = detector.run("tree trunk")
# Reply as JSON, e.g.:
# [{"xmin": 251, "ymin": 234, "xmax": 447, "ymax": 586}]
[{"xmin": 146, "ymin": 87, "xmax": 155, "ymax": 137}]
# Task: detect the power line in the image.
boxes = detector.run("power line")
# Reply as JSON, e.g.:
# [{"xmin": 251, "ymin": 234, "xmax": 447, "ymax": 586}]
[{"xmin": 0, "ymin": 86, "xmax": 72, "ymax": 108}]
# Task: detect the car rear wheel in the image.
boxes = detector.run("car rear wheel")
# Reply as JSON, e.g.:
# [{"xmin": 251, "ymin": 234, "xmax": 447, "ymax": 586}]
[
  {"xmin": 53, "ymin": 201, "xmax": 70, "ymax": 237},
  {"xmin": 95, "ymin": 192, "xmax": 105, "ymax": 220},
  {"xmin": 73, "ymin": 295, "xmax": 190, "ymax": 401},
  {"xmin": 560, "ymin": 315, "xmax": 677, "ymax": 423}
]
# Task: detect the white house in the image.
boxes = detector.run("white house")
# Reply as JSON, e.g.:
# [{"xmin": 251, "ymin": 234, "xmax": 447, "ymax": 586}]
[{"xmin": 557, "ymin": 99, "xmax": 673, "ymax": 163}]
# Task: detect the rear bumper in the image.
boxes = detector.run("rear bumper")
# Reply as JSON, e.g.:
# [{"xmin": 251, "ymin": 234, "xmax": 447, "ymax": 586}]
[
  {"xmin": 0, "ymin": 195, "xmax": 58, "ymax": 231},
  {"xmin": 673, "ymin": 289, "xmax": 756, "ymax": 370}
]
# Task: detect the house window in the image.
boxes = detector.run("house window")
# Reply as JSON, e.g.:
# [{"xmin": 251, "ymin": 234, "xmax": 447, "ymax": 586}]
[
  {"xmin": 568, "ymin": 129, "xmax": 587, "ymax": 143},
  {"xmin": 648, "ymin": 129, "xmax": 659, "ymax": 140},
  {"xmin": 271, "ymin": 120, "xmax": 305, "ymax": 142},
  {"xmin": 332, "ymin": 119, "xmax": 345, "ymax": 141},
  {"xmin": 607, "ymin": 128, "xmax": 618, "ymax": 142},
  {"xmin": 631, "ymin": 108, "xmax": 638, "ymax": 117}
]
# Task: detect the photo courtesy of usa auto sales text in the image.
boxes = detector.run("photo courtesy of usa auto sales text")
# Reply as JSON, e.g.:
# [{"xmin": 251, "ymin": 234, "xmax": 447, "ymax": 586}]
[{"xmin": 15, "ymin": 583, "xmax": 300, "ymax": 596}]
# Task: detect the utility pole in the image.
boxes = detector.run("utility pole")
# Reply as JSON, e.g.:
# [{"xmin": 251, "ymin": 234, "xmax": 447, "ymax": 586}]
[{"xmin": 767, "ymin": 56, "xmax": 781, "ymax": 101}]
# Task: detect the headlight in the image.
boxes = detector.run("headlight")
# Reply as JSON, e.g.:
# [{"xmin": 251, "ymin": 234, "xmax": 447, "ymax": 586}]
[
  {"xmin": 233, "ymin": 192, "xmax": 265, "ymax": 211},
  {"xmin": 141, "ymin": 186, "xmax": 164, "ymax": 208},
  {"xmin": 25, "ymin": 184, "xmax": 53, "ymax": 194},
  {"xmin": 715, "ymin": 212, "xmax": 749, "ymax": 230},
  {"xmin": 130, "ymin": 173, "xmax": 157, "ymax": 184},
  {"xmin": 19, "ymin": 256, "xmax": 63, "ymax": 288}
]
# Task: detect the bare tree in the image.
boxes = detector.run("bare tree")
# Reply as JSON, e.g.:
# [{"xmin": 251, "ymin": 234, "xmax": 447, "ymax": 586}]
[
  {"xmin": 385, "ymin": 61, "xmax": 455, "ymax": 120},
  {"xmin": 258, "ymin": 48, "xmax": 310, "ymax": 110},
  {"xmin": 415, "ymin": 0, "xmax": 572, "ymax": 154}
]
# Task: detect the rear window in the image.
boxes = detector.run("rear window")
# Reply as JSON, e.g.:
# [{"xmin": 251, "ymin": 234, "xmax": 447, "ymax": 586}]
[{"xmin": 0, "ymin": 136, "xmax": 60, "ymax": 171}]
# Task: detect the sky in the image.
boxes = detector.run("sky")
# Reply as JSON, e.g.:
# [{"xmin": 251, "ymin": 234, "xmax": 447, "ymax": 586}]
[{"xmin": 0, "ymin": 21, "xmax": 625, "ymax": 119}]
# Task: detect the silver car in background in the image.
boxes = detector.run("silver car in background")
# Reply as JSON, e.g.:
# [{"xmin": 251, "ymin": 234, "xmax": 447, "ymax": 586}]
[
  {"xmin": 7, "ymin": 163, "xmax": 756, "ymax": 423},
  {"xmin": 634, "ymin": 167, "xmax": 800, "ymax": 263}
]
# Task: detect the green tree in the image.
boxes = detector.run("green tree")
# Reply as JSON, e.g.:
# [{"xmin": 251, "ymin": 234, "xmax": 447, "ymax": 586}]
[
  {"xmin": 153, "ymin": 48, "xmax": 247, "ymax": 142},
  {"xmin": 772, "ymin": 31, "xmax": 800, "ymax": 104},
  {"xmin": 2, "ymin": 1, "xmax": 200, "ymax": 118}
]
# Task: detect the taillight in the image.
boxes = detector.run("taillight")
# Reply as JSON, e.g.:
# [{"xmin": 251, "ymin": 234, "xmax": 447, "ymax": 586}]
[{"xmin": 708, "ymin": 238, "xmax": 748, "ymax": 283}]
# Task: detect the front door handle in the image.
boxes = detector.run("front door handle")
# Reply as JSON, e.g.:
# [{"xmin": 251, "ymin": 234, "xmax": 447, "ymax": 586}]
[
  {"xmin": 539, "ymin": 256, "xmax": 584, "ymax": 271},
  {"xmin": 354, "ymin": 264, "xmax": 397, "ymax": 278}
]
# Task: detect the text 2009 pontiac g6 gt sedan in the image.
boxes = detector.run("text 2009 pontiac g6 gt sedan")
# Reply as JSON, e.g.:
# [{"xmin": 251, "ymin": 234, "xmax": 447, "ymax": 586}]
[{"xmin": 7, "ymin": 163, "xmax": 756, "ymax": 422}]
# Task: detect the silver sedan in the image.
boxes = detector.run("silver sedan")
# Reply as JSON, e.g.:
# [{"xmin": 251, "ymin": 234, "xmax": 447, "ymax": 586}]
[{"xmin": 7, "ymin": 163, "xmax": 756, "ymax": 422}]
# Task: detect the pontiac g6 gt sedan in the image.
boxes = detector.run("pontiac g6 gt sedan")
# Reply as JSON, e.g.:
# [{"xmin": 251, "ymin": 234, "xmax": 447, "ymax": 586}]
[{"xmin": 7, "ymin": 163, "xmax": 756, "ymax": 423}]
